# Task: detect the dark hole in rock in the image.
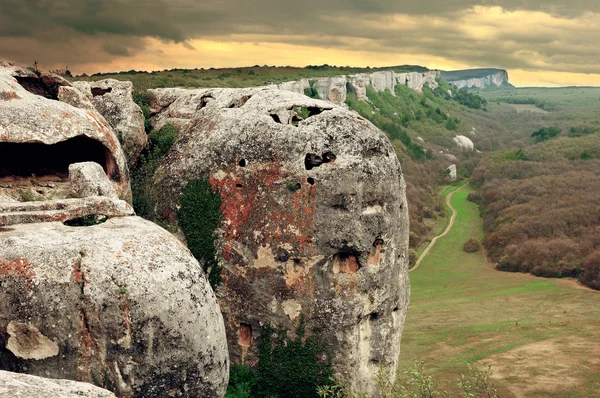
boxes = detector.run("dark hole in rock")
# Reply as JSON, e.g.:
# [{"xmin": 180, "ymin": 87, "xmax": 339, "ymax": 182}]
[
  {"xmin": 91, "ymin": 87, "xmax": 112, "ymax": 97},
  {"xmin": 238, "ymin": 159, "xmax": 247, "ymax": 167},
  {"xmin": 228, "ymin": 95, "xmax": 252, "ymax": 108},
  {"xmin": 275, "ymin": 249, "xmax": 290, "ymax": 263},
  {"xmin": 64, "ymin": 215, "xmax": 108, "ymax": 227},
  {"xmin": 197, "ymin": 94, "xmax": 214, "ymax": 111},
  {"xmin": 392, "ymin": 307, "xmax": 399, "ymax": 312},
  {"xmin": 334, "ymin": 246, "xmax": 361, "ymax": 273},
  {"xmin": 270, "ymin": 114, "xmax": 282, "ymax": 124},
  {"xmin": 373, "ymin": 238, "xmax": 384, "ymax": 247},
  {"xmin": 236, "ymin": 184, "xmax": 243, "ymax": 189},
  {"xmin": 239, "ymin": 323, "xmax": 252, "ymax": 347},
  {"xmin": 307, "ymin": 177, "xmax": 315, "ymax": 185},
  {"xmin": 0, "ymin": 136, "xmax": 119, "ymax": 180},
  {"xmin": 14, "ymin": 76, "xmax": 59, "ymax": 100},
  {"xmin": 322, "ymin": 152, "xmax": 336, "ymax": 163},
  {"xmin": 293, "ymin": 258, "xmax": 301, "ymax": 265},
  {"xmin": 369, "ymin": 312, "xmax": 379, "ymax": 321},
  {"xmin": 304, "ymin": 154, "xmax": 322, "ymax": 170},
  {"xmin": 307, "ymin": 106, "xmax": 331, "ymax": 117},
  {"xmin": 371, "ymin": 359, "xmax": 381, "ymax": 365},
  {"xmin": 305, "ymin": 152, "xmax": 336, "ymax": 170}
]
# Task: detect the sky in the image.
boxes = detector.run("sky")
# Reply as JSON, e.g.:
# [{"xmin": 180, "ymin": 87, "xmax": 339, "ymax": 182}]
[{"xmin": 1, "ymin": 0, "xmax": 600, "ymax": 87}]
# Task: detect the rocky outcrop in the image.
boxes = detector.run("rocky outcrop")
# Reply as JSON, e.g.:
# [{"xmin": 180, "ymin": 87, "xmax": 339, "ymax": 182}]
[
  {"xmin": 313, "ymin": 76, "xmax": 347, "ymax": 104},
  {"xmin": 446, "ymin": 164, "xmax": 457, "ymax": 181},
  {"xmin": 69, "ymin": 162, "xmax": 119, "ymax": 200},
  {"xmin": 441, "ymin": 69, "xmax": 510, "ymax": 89},
  {"xmin": 0, "ymin": 196, "xmax": 134, "ymax": 226},
  {"xmin": 0, "ymin": 216, "xmax": 229, "ymax": 397},
  {"xmin": 0, "ymin": 61, "xmax": 130, "ymax": 201},
  {"xmin": 0, "ymin": 370, "xmax": 116, "ymax": 398},
  {"xmin": 453, "ymin": 135, "xmax": 475, "ymax": 152},
  {"xmin": 150, "ymin": 87, "xmax": 410, "ymax": 395},
  {"xmin": 274, "ymin": 70, "xmax": 440, "ymax": 105},
  {"xmin": 73, "ymin": 80, "xmax": 147, "ymax": 165}
]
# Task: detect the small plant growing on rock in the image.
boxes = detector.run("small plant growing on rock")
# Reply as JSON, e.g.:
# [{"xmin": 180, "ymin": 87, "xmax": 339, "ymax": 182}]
[
  {"xmin": 178, "ymin": 178, "xmax": 223, "ymax": 289},
  {"xmin": 463, "ymin": 238, "xmax": 481, "ymax": 253}
]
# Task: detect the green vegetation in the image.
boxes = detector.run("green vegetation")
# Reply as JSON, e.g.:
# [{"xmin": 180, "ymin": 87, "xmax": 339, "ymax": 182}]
[
  {"xmin": 131, "ymin": 123, "xmax": 179, "ymax": 219},
  {"xmin": 133, "ymin": 90, "xmax": 153, "ymax": 132},
  {"xmin": 178, "ymin": 178, "xmax": 223, "ymax": 289},
  {"xmin": 402, "ymin": 185, "xmax": 600, "ymax": 396},
  {"xmin": 226, "ymin": 316, "xmax": 333, "ymax": 398},
  {"xmin": 531, "ymin": 126, "xmax": 561, "ymax": 143}
]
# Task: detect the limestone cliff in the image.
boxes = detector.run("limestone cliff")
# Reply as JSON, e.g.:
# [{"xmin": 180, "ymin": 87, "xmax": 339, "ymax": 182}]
[
  {"xmin": 441, "ymin": 68, "xmax": 511, "ymax": 89},
  {"xmin": 272, "ymin": 70, "xmax": 441, "ymax": 105}
]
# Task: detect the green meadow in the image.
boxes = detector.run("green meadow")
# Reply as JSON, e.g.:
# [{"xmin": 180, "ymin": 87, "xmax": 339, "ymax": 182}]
[{"xmin": 400, "ymin": 185, "xmax": 600, "ymax": 397}]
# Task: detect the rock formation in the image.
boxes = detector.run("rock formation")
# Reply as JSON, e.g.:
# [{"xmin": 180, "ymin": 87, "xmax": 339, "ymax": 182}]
[
  {"xmin": 73, "ymin": 80, "xmax": 147, "ymax": 165},
  {"xmin": 0, "ymin": 216, "xmax": 229, "ymax": 397},
  {"xmin": 0, "ymin": 370, "xmax": 116, "ymax": 398},
  {"xmin": 0, "ymin": 62, "xmax": 229, "ymax": 398},
  {"xmin": 453, "ymin": 135, "xmax": 475, "ymax": 152},
  {"xmin": 150, "ymin": 87, "xmax": 410, "ymax": 394},
  {"xmin": 446, "ymin": 164, "xmax": 457, "ymax": 181},
  {"xmin": 274, "ymin": 70, "xmax": 440, "ymax": 105},
  {"xmin": 0, "ymin": 61, "xmax": 131, "ymax": 201},
  {"xmin": 441, "ymin": 68, "xmax": 510, "ymax": 89}
]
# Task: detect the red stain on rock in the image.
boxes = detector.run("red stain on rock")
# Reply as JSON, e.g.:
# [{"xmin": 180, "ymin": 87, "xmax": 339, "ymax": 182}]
[
  {"xmin": 210, "ymin": 161, "xmax": 317, "ymax": 261},
  {"xmin": 0, "ymin": 259, "xmax": 36, "ymax": 286}
]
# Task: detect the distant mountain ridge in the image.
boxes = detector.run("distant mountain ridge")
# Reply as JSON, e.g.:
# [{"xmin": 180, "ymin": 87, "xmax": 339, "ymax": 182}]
[{"xmin": 441, "ymin": 68, "xmax": 512, "ymax": 89}]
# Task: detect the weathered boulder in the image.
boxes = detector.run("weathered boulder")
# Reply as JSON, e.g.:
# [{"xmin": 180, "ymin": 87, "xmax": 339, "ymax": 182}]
[
  {"xmin": 275, "ymin": 79, "xmax": 310, "ymax": 95},
  {"xmin": 0, "ymin": 61, "xmax": 130, "ymax": 201},
  {"xmin": 73, "ymin": 80, "xmax": 147, "ymax": 165},
  {"xmin": 150, "ymin": 87, "xmax": 410, "ymax": 394},
  {"xmin": 446, "ymin": 164, "xmax": 457, "ymax": 181},
  {"xmin": 0, "ymin": 370, "xmax": 116, "ymax": 398},
  {"xmin": 453, "ymin": 135, "xmax": 475, "ymax": 152},
  {"xmin": 69, "ymin": 162, "xmax": 118, "ymax": 200},
  {"xmin": 0, "ymin": 216, "xmax": 229, "ymax": 397}
]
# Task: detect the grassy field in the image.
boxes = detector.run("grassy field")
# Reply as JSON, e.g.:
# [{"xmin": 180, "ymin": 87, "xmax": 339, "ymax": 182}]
[
  {"xmin": 399, "ymin": 185, "xmax": 600, "ymax": 397},
  {"xmin": 508, "ymin": 104, "xmax": 548, "ymax": 114}
]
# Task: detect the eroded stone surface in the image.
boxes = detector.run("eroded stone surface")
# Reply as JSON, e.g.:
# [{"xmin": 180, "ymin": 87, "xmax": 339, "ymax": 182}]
[
  {"xmin": 0, "ymin": 61, "xmax": 130, "ymax": 200},
  {"xmin": 0, "ymin": 196, "xmax": 134, "ymax": 226},
  {"xmin": 69, "ymin": 162, "xmax": 118, "ymax": 200},
  {"xmin": 0, "ymin": 217, "xmax": 229, "ymax": 397},
  {"xmin": 6, "ymin": 322, "xmax": 59, "ymax": 360},
  {"xmin": 0, "ymin": 370, "xmax": 116, "ymax": 398},
  {"xmin": 73, "ymin": 80, "xmax": 147, "ymax": 165},
  {"xmin": 150, "ymin": 87, "xmax": 410, "ymax": 394}
]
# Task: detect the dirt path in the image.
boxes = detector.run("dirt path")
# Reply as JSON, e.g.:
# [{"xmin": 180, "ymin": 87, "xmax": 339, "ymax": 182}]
[{"xmin": 410, "ymin": 183, "xmax": 468, "ymax": 273}]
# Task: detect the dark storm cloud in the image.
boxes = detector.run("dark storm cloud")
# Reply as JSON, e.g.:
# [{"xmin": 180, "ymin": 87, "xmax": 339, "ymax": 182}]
[{"xmin": 0, "ymin": 0, "xmax": 599, "ymax": 75}]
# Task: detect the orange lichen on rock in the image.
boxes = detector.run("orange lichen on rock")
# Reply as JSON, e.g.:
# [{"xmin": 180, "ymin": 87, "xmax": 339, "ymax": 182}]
[{"xmin": 0, "ymin": 259, "xmax": 36, "ymax": 286}]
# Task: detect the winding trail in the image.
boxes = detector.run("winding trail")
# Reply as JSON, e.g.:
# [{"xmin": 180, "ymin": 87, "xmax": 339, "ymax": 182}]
[{"xmin": 410, "ymin": 183, "xmax": 468, "ymax": 273}]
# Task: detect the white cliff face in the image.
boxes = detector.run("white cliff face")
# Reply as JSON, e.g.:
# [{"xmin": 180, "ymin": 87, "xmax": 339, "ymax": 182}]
[
  {"xmin": 448, "ymin": 70, "xmax": 509, "ymax": 89},
  {"xmin": 446, "ymin": 164, "xmax": 457, "ymax": 181},
  {"xmin": 273, "ymin": 70, "xmax": 440, "ymax": 105}
]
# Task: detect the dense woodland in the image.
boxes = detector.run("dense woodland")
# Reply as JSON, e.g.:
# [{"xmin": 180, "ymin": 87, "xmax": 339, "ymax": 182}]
[{"xmin": 473, "ymin": 136, "xmax": 600, "ymax": 289}]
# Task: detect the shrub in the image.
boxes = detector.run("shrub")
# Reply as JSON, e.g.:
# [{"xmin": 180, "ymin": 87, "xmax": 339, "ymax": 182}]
[
  {"xmin": 579, "ymin": 251, "xmax": 600, "ymax": 290},
  {"xmin": 466, "ymin": 192, "xmax": 482, "ymax": 204},
  {"xmin": 149, "ymin": 124, "xmax": 178, "ymax": 158},
  {"xmin": 225, "ymin": 364, "xmax": 258, "ymax": 398},
  {"xmin": 463, "ymin": 238, "xmax": 481, "ymax": 253},
  {"xmin": 255, "ymin": 316, "xmax": 333, "ymax": 398},
  {"xmin": 178, "ymin": 178, "xmax": 223, "ymax": 289},
  {"xmin": 531, "ymin": 126, "xmax": 561, "ymax": 143}
]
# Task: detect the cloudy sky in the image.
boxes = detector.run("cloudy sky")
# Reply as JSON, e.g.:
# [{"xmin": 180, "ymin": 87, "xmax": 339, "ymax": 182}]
[{"xmin": 1, "ymin": 0, "xmax": 599, "ymax": 86}]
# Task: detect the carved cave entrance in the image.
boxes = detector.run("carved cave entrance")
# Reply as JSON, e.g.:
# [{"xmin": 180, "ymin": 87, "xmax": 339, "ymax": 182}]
[{"xmin": 0, "ymin": 136, "xmax": 118, "ymax": 180}]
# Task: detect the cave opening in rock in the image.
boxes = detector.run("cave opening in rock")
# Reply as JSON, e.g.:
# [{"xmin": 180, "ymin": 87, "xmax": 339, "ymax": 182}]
[
  {"xmin": 91, "ymin": 87, "xmax": 112, "ymax": 97},
  {"xmin": 0, "ymin": 137, "xmax": 118, "ymax": 180},
  {"xmin": 14, "ymin": 76, "xmax": 59, "ymax": 100}
]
